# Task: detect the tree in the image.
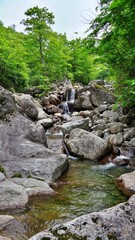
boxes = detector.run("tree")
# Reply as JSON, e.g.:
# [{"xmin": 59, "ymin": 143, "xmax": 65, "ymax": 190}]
[
  {"xmin": 0, "ymin": 24, "xmax": 29, "ymax": 91},
  {"xmin": 88, "ymin": 0, "xmax": 135, "ymax": 106},
  {"xmin": 21, "ymin": 6, "xmax": 55, "ymax": 72}
]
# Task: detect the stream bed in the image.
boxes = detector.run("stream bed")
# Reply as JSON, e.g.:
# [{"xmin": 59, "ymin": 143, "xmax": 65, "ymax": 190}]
[{"xmin": 13, "ymin": 159, "xmax": 132, "ymax": 238}]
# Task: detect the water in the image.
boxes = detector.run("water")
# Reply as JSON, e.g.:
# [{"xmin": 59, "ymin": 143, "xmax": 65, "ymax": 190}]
[{"xmin": 13, "ymin": 159, "xmax": 132, "ymax": 238}]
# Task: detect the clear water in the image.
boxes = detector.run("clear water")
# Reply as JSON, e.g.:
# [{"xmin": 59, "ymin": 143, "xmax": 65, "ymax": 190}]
[{"xmin": 13, "ymin": 159, "xmax": 132, "ymax": 238}]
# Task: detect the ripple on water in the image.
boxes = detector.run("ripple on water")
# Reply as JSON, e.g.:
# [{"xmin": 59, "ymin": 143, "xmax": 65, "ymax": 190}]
[{"xmin": 12, "ymin": 159, "xmax": 132, "ymax": 238}]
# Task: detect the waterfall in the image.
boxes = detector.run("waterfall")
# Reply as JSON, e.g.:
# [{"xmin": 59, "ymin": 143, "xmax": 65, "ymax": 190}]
[
  {"xmin": 59, "ymin": 88, "xmax": 75, "ymax": 114},
  {"xmin": 66, "ymin": 88, "xmax": 75, "ymax": 103}
]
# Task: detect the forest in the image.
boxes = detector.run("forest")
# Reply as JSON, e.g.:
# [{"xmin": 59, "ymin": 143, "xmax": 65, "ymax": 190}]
[{"xmin": 0, "ymin": 0, "xmax": 135, "ymax": 107}]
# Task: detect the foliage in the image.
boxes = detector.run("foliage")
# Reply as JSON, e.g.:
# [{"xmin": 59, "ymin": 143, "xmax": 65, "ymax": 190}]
[
  {"xmin": 88, "ymin": 0, "xmax": 135, "ymax": 106},
  {"xmin": 0, "ymin": 5, "xmax": 112, "ymax": 93}
]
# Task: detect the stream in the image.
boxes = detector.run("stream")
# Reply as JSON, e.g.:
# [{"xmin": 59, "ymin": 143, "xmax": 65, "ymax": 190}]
[{"xmin": 13, "ymin": 158, "xmax": 132, "ymax": 238}]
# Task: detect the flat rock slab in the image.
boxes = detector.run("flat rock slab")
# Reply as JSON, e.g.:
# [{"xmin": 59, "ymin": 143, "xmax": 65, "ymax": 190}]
[
  {"xmin": 116, "ymin": 170, "xmax": 135, "ymax": 196},
  {"xmin": 29, "ymin": 194, "xmax": 135, "ymax": 240},
  {"xmin": 12, "ymin": 178, "xmax": 56, "ymax": 197},
  {"xmin": 0, "ymin": 180, "xmax": 28, "ymax": 210}
]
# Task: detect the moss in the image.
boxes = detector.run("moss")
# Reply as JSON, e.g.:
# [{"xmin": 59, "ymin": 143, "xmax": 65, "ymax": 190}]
[
  {"xmin": 0, "ymin": 165, "xmax": 5, "ymax": 174},
  {"xmin": 107, "ymin": 233, "xmax": 117, "ymax": 240},
  {"xmin": 94, "ymin": 83, "xmax": 108, "ymax": 92},
  {"xmin": 12, "ymin": 172, "xmax": 22, "ymax": 178},
  {"xmin": 92, "ymin": 216, "xmax": 99, "ymax": 224}
]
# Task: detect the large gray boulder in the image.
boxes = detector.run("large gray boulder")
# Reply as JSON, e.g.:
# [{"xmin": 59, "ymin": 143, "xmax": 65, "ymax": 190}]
[
  {"xmin": 74, "ymin": 92, "xmax": 93, "ymax": 111},
  {"xmin": 66, "ymin": 129, "xmax": 109, "ymax": 160},
  {"xmin": 29, "ymin": 194, "xmax": 135, "ymax": 240},
  {"xmin": 13, "ymin": 93, "xmax": 38, "ymax": 120},
  {"xmin": 90, "ymin": 87, "xmax": 115, "ymax": 107},
  {"xmin": 0, "ymin": 111, "xmax": 68, "ymax": 211},
  {"xmin": 60, "ymin": 117, "xmax": 89, "ymax": 135}
]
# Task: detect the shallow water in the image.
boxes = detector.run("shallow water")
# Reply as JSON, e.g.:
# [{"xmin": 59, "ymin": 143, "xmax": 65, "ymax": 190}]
[{"xmin": 13, "ymin": 159, "xmax": 132, "ymax": 238}]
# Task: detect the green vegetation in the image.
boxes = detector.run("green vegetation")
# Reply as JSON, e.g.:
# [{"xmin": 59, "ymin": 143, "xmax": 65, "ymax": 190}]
[
  {"xmin": 0, "ymin": 2, "xmax": 134, "ymax": 107},
  {"xmin": 88, "ymin": 0, "xmax": 135, "ymax": 107}
]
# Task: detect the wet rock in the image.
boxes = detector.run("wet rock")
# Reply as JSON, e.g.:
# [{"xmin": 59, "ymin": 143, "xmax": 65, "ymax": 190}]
[
  {"xmin": 66, "ymin": 128, "xmax": 109, "ymax": 160},
  {"xmin": 28, "ymin": 194, "xmax": 135, "ymax": 240},
  {"xmin": 49, "ymin": 94, "xmax": 60, "ymax": 106},
  {"xmin": 116, "ymin": 171, "xmax": 135, "ymax": 196},
  {"xmin": 112, "ymin": 155, "xmax": 130, "ymax": 166}
]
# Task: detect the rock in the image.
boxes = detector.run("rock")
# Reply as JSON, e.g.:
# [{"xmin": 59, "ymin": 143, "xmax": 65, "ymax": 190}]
[
  {"xmin": 66, "ymin": 129, "xmax": 109, "ymax": 160},
  {"xmin": 124, "ymin": 127, "xmax": 135, "ymax": 141},
  {"xmin": 98, "ymin": 104, "xmax": 108, "ymax": 113},
  {"xmin": 0, "ymin": 215, "xmax": 27, "ymax": 240},
  {"xmin": 78, "ymin": 110, "xmax": 93, "ymax": 118},
  {"xmin": 109, "ymin": 122, "xmax": 124, "ymax": 134},
  {"xmin": 0, "ymin": 180, "xmax": 28, "ymax": 210},
  {"xmin": 88, "ymin": 79, "xmax": 105, "ymax": 86},
  {"xmin": 49, "ymin": 94, "xmax": 60, "ymax": 106},
  {"xmin": 0, "ymin": 173, "xmax": 6, "ymax": 182},
  {"xmin": 90, "ymin": 87, "xmax": 115, "ymax": 107},
  {"xmin": 36, "ymin": 118, "xmax": 53, "ymax": 128},
  {"xmin": 112, "ymin": 155, "xmax": 130, "ymax": 166},
  {"xmin": 101, "ymin": 110, "xmax": 119, "ymax": 122},
  {"xmin": 74, "ymin": 92, "xmax": 93, "ymax": 111},
  {"xmin": 0, "ymin": 113, "xmax": 68, "ymax": 183},
  {"xmin": 13, "ymin": 93, "xmax": 38, "ymax": 120},
  {"xmin": 116, "ymin": 171, "xmax": 135, "ymax": 196},
  {"xmin": 60, "ymin": 117, "xmax": 89, "ymax": 135},
  {"xmin": 129, "ymin": 138, "xmax": 135, "ymax": 147},
  {"xmin": 109, "ymin": 133, "xmax": 124, "ymax": 146},
  {"xmin": 12, "ymin": 178, "xmax": 55, "ymax": 197},
  {"xmin": 0, "ymin": 86, "xmax": 15, "ymax": 118},
  {"xmin": 29, "ymin": 194, "xmax": 135, "ymax": 240}
]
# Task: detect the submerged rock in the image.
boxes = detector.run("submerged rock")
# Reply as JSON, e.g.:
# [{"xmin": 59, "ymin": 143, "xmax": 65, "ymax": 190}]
[{"xmin": 28, "ymin": 194, "xmax": 135, "ymax": 240}]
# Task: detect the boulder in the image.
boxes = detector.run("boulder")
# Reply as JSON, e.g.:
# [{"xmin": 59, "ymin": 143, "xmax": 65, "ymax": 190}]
[
  {"xmin": 116, "ymin": 171, "xmax": 135, "ymax": 196},
  {"xmin": 109, "ymin": 122, "xmax": 124, "ymax": 134},
  {"xmin": 0, "ymin": 180, "xmax": 28, "ymax": 210},
  {"xmin": 124, "ymin": 127, "xmax": 135, "ymax": 141},
  {"xmin": 112, "ymin": 155, "xmax": 130, "ymax": 166},
  {"xmin": 0, "ymin": 86, "xmax": 15, "ymax": 118},
  {"xmin": 74, "ymin": 92, "xmax": 93, "ymax": 111},
  {"xmin": 0, "ymin": 215, "xmax": 27, "ymax": 240},
  {"xmin": 90, "ymin": 87, "xmax": 115, "ymax": 107},
  {"xmin": 0, "ymin": 113, "xmax": 68, "ymax": 182},
  {"xmin": 109, "ymin": 133, "xmax": 124, "ymax": 146},
  {"xmin": 28, "ymin": 194, "xmax": 135, "ymax": 240},
  {"xmin": 13, "ymin": 93, "xmax": 38, "ymax": 120},
  {"xmin": 12, "ymin": 178, "xmax": 55, "ymax": 197},
  {"xmin": 60, "ymin": 117, "xmax": 89, "ymax": 135},
  {"xmin": 66, "ymin": 129, "xmax": 109, "ymax": 160}
]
